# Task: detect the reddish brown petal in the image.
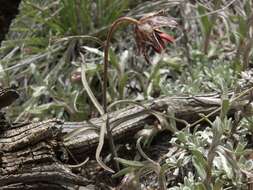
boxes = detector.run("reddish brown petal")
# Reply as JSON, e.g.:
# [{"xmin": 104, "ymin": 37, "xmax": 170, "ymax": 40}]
[
  {"xmin": 151, "ymin": 44, "xmax": 162, "ymax": 53},
  {"xmin": 151, "ymin": 32, "xmax": 165, "ymax": 53},
  {"xmin": 158, "ymin": 32, "xmax": 174, "ymax": 43}
]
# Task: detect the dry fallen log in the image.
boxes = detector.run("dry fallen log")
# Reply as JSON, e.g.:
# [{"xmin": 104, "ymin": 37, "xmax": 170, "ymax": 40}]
[
  {"xmin": 62, "ymin": 92, "xmax": 251, "ymax": 157},
  {"xmin": 0, "ymin": 119, "xmax": 90, "ymax": 189}
]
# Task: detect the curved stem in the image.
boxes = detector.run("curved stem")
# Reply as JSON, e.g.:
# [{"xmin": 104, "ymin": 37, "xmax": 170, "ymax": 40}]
[
  {"xmin": 103, "ymin": 17, "xmax": 139, "ymax": 172},
  {"xmin": 103, "ymin": 17, "xmax": 139, "ymax": 112}
]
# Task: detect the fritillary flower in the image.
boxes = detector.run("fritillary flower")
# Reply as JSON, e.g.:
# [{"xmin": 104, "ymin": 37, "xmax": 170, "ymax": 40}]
[{"xmin": 134, "ymin": 11, "xmax": 178, "ymax": 63}]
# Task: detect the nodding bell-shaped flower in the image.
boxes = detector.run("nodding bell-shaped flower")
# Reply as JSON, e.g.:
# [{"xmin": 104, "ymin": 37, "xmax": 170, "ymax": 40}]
[{"xmin": 134, "ymin": 11, "xmax": 178, "ymax": 63}]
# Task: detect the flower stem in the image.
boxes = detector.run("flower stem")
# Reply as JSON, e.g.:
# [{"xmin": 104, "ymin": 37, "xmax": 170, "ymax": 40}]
[{"xmin": 103, "ymin": 17, "xmax": 139, "ymax": 172}]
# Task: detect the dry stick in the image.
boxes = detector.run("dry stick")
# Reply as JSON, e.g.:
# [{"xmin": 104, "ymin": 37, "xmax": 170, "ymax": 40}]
[{"xmin": 103, "ymin": 17, "xmax": 140, "ymax": 172}]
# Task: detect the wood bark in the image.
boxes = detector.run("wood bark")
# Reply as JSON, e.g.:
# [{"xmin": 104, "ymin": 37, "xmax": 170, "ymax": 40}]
[{"xmin": 0, "ymin": 119, "xmax": 90, "ymax": 189}]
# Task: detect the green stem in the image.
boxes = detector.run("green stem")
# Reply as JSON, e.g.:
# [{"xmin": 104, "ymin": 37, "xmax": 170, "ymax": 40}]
[{"xmin": 103, "ymin": 17, "xmax": 139, "ymax": 172}]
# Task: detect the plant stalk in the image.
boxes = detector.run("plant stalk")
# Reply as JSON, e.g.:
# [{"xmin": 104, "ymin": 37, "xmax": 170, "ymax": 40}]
[{"xmin": 103, "ymin": 17, "xmax": 139, "ymax": 172}]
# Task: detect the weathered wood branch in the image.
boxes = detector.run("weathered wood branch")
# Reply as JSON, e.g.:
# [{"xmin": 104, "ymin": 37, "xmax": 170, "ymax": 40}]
[
  {"xmin": 0, "ymin": 118, "xmax": 90, "ymax": 189},
  {"xmin": 62, "ymin": 92, "xmax": 250, "ymax": 157}
]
